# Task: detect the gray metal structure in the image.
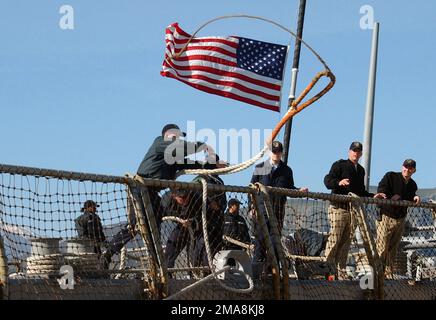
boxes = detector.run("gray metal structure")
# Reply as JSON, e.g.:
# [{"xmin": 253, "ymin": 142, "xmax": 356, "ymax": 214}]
[{"xmin": 362, "ymin": 22, "xmax": 380, "ymax": 188}]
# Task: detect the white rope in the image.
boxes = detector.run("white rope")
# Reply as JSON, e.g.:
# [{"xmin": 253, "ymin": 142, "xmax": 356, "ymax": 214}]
[
  {"xmin": 119, "ymin": 246, "xmax": 127, "ymax": 270},
  {"xmin": 174, "ymin": 14, "xmax": 332, "ymax": 177},
  {"xmin": 115, "ymin": 246, "xmax": 128, "ymax": 279},
  {"xmin": 179, "ymin": 146, "xmax": 269, "ymax": 177},
  {"xmin": 199, "ymin": 178, "xmax": 254, "ymax": 294},
  {"xmin": 164, "ymin": 266, "xmax": 231, "ymax": 300},
  {"xmin": 162, "ymin": 216, "xmax": 195, "ymax": 243},
  {"xmin": 162, "ymin": 215, "xmax": 195, "ymax": 268},
  {"xmin": 26, "ymin": 254, "xmax": 64, "ymax": 275},
  {"xmin": 173, "ymin": 14, "xmax": 330, "ymax": 71},
  {"xmin": 222, "ymin": 235, "xmax": 253, "ymax": 251}
]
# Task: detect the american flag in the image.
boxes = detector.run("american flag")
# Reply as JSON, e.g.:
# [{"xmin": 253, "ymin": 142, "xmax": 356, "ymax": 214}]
[{"xmin": 161, "ymin": 23, "xmax": 288, "ymax": 112}]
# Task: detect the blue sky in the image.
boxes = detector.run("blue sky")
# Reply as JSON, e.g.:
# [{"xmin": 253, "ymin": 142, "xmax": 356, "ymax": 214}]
[{"xmin": 1, "ymin": 0, "xmax": 435, "ymax": 192}]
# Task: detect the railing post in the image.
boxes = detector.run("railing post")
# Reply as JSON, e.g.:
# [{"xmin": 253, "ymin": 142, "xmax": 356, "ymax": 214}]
[
  {"xmin": 139, "ymin": 187, "xmax": 169, "ymax": 298},
  {"xmin": 0, "ymin": 235, "xmax": 8, "ymax": 300},
  {"xmin": 256, "ymin": 184, "xmax": 290, "ymax": 300},
  {"xmin": 349, "ymin": 193, "xmax": 384, "ymax": 300},
  {"xmin": 127, "ymin": 186, "xmax": 161, "ymax": 299},
  {"xmin": 249, "ymin": 189, "xmax": 281, "ymax": 300}
]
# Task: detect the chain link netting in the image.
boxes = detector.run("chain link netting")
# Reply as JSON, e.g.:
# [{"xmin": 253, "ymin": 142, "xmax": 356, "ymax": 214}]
[
  {"xmin": 0, "ymin": 173, "xmax": 148, "ymax": 300},
  {"xmin": 160, "ymin": 188, "xmax": 263, "ymax": 300},
  {"xmin": 0, "ymin": 165, "xmax": 435, "ymax": 300},
  {"xmin": 281, "ymin": 195, "xmax": 436, "ymax": 300}
]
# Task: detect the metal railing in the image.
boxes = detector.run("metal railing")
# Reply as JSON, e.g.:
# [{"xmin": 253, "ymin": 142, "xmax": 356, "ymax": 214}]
[{"xmin": 0, "ymin": 163, "xmax": 435, "ymax": 300}]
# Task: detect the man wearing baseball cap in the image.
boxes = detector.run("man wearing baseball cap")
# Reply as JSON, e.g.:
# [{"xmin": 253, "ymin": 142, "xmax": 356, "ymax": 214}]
[
  {"xmin": 323, "ymin": 141, "xmax": 383, "ymax": 279},
  {"xmin": 251, "ymin": 140, "xmax": 308, "ymax": 263},
  {"xmin": 375, "ymin": 159, "xmax": 420, "ymax": 278},
  {"xmin": 222, "ymin": 198, "xmax": 251, "ymax": 250},
  {"xmin": 164, "ymin": 188, "xmax": 203, "ymax": 271},
  {"xmin": 103, "ymin": 124, "xmax": 215, "ymax": 268},
  {"xmin": 75, "ymin": 200, "xmax": 106, "ymax": 255},
  {"xmin": 137, "ymin": 123, "xmax": 213, "ymax": 181}
]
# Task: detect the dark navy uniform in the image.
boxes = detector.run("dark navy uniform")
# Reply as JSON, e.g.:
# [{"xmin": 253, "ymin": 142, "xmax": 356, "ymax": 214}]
[
  {"xmin": 376, "ymin": 169, "xmax": 419, "ymax": 275},
  {"xmin": 251, "ymin": 159, "xmax": 298, "ymax": 262},
  {"xmin": 191, "ymin": 206, "xmax": 224, "ymax": 267},
  {"xmin": 75, "ymin": 212, "xmax": 106, "ymax": 254},
  {"xmin": 324, "ymin": 159, "xmax": 373, "ymax": 199},
  {"xmin": 191, "ymin": 174, "xmax": 226, "ymax": 267},
  {"xmin": 222, "ymin": 211, "xmax": 251, "ymax": 250},
  {"xmin": 136, "ymin": 135, "xmax": 213, "ymax": 231},
  {"xmin": 165, "ymin": 192, "xmax": 203, "ymax": 269},
  {"xmin": 75, "ymin": 212, "xmax": 106, "ymax": 242},
  {"xmin": 251, "ymin": 160, "xmax": 297, "ymax": 231},
  {"xmin": 377, "ymin": 171, "xmax": 418, "ymax": 219},
  {"xmin": 104, "ymin": 134, "xmax": 210, "ymax": 265},
  {"xmin": 323, "ymin": 156, "xmax": 373, "ymax": 274},
  {"xmin": 192, "ymin": 174, "xmax": 227, "ymax": 213},
  {"xmin": 137, "ymin": 136, "xmax": 207, "ymax": 181}
]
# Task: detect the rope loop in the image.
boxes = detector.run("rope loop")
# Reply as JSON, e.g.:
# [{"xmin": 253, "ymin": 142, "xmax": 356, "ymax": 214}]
[
  {"xmin": 271, "ymin": 70, "xmax": 335, "ymax": 140},
  {"xmin": 175, "ymin": 15, "xmax": 335, "ymax": 177}
]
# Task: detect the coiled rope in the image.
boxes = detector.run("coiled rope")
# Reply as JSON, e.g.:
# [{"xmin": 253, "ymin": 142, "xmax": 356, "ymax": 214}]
[{"xmin": 174, "ymin": 15, "xmax": 336, "ymax": 177}]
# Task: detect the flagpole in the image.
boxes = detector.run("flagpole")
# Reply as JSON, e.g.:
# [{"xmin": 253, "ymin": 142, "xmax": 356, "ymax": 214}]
[
  {"xmin": 362, "ymin": 22, "xmax": 380, "ymax": 189},
  {"xmin": 282, "ymin": 0, "xmax": 307, "ymax": 165}
]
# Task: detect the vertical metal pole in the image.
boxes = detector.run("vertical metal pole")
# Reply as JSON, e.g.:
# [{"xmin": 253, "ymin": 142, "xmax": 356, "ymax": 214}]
[
  {"xmin": 0, "ymin": 236, "xmax": 8, "ymax": 300},
  {"xmin": 282, "ymin": 0, "xmax": 307, "ymax": 165},
  {"xmin": 362, "ymin": 23, "xmax": 380, "ymax": 188}
]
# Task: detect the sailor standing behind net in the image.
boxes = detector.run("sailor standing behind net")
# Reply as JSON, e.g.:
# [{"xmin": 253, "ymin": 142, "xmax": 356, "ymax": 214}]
[
  {"xmin": 323, "ymin": 141, "xmax": 383, "ymax": 279},
  {"xmin": 250, "ymin": 141, "xmax": 308, "ymax": 263},
  {"xmin": 222, "ymin": 198, "xmax": 251, "ymax": 250},
  {"xmin": 375, "ymin": 159, "xmax": 420, "ymax": 278},
  {"xmin": 165, "ymin": 189, "xmax": 203, "ymax": 272},
  {"xmin": 191, "ymin": 155, "xmax": 228, "ymax": 268},
  {"xmin": 103, "ymin": 124, "xmax": 214, "ymax": 267},
  {"xmin": 75, "ymin": 200, "xmax": 106, "ymax": 255}
]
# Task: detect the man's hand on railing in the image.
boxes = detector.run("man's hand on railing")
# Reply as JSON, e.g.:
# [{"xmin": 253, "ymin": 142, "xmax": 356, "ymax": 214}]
[
  {"xmin": 373, "ymin": 193, "xmax": 386, "ymax": 199},
  {"xmin": 180, "ymin": 219, "xmax": 191, "ymax": 228}
]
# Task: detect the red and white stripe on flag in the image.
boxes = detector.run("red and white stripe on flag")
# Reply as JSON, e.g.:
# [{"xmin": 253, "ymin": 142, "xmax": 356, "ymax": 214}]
[{"xmin": 161, "ymin": 23, "xmax": 288, "ymax": 112}]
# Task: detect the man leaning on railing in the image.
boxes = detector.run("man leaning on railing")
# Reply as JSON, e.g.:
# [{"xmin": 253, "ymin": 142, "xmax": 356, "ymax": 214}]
[
  {"xmin": 375, "ymin": 159, "xmax": 420, "ymax": 279},
  {"xmin": 102, "ymin": 124, "xmax": 215, "ymax": 268}
]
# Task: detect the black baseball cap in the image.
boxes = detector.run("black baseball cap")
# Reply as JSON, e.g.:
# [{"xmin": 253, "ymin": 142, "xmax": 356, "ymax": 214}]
[
  {"xmin": 403, "ymin": 159, "xmax": 416, "ymax": 169},
  {"xmin": 349, "ymin": 141, "xmax": 363, "ymax": 152},
  {"xmin": 271, "ymin": 141, "xmax": 284, "ymax": 153},
  {"xmin": 81, "ymin": 200, "xmax": 99, "ymax": 212},
  {"xmin": 228, "ymin": 198, "xmax": 242, "ymax": 207},
  {"xmin": 162, "ymin": 124, "xmax": 186, "ymax": 137}
]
